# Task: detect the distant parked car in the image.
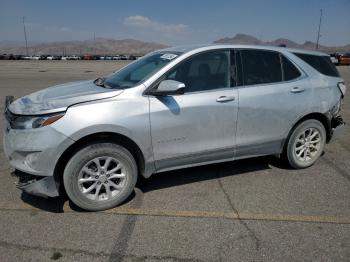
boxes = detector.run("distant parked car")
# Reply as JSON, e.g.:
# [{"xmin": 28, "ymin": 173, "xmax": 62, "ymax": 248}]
[
  {"xmin": 7, "ymin": 54, "xmax": 16, "ymax": 60},
  {"xmin": 61, "ymin": 56, "xmax": 68, "ymax": 60},
  {"xmin": 120, "ymin": 55, "xmax": 128, "ymax": 60},
  {"xmin": 1, "ymin": 54, "xmax": 10, "ymax": 60},
  {"xmin": 105, "ymin": 56, "xmax": 112, "ymax": 60},
  {"xmin": 113, "ymin": 55, "xmax": 120, "ymax": 60},
  {"xmin": 47, "ymin": 55, "xmax": 60, "ymax": 60},
  {"xmin": 67, "ymin": 55, "xmax": 81, "ymax": 60},
  {"xmin": 329, "ymin": 53, "xmax": 339, "ymax": 65},
  {"xmin": 338, "ymin": 53, "xmax": 350, "ymax": 66},
  {"xmin": 13, "ymin": 55, "xmax": 24, "ymax": 60},
  {"xmin": 83, "ymin": 54, "xmax": 93, "ymax": 60},
  {"xmin": 31, "ymin": 56, "xmax": 41, "ymax": 60}
]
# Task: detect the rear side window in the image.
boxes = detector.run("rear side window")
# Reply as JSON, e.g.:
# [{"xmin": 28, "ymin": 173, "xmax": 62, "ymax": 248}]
[
  {"xmin": 240, "ymin": 50, "xmax": 282, "ymax": 85},
  {"xmin": 281, "ymin": 55, "xmax": 301, "ymax": 81},
  {"xmin": 293, "ymin": 53, "xmax": 339, "ymax": 77}
]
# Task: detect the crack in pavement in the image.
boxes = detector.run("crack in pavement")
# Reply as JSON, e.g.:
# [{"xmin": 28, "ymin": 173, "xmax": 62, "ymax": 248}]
[
  {"xmin": 322, "ymin": 156, "xmax": 350, "ymax": 183},
  {"xmin": 108, "ymin": 187, "xmax": 143, "ymax": 262},
  {"xmin": 217, "ymin": 234, "xmax": 252, "ymax": 262},
  {"xmin": 0, "ymin": 239, "xmax": 204, "ymax": 262},
  {"xmin": 110, "ymin": 254, "xmax": 205, "ymax": 262},
  {"xmin": 0, "ymin": 239, "xmax": 111, "ymax": 259},
  {"xmin": 215, "ymin": 169, "xmax": 260, "ymax": 250}
]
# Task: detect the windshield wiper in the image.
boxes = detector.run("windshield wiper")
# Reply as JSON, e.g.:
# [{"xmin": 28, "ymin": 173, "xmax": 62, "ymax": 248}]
[
  {"xmin": 94, "ymin": 77, "xmax": 106, "ymax": 87},
  {"xmin": 94, "ymin": 77, "xmax": 114, "ymax": 89}
]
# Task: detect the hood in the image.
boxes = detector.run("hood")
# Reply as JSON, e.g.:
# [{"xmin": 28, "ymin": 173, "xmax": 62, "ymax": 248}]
[{"xmin": 8, "ymin": 80, "xmax": 123, "ymax": 115}]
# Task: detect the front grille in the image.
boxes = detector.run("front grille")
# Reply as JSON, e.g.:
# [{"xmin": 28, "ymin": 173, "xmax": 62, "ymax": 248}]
[{"xmin": 12, "ymin": 169, "xmax": 44, "ymax": 187}]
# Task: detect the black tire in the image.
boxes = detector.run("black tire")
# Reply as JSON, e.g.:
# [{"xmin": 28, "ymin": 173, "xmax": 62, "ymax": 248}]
[
  {"xmin": 283, "ymin": 119, "xmax": 326, "ymax": 169},
  {"xmin": 63, "ymin": 143, "xmax": 137, "ymax": 211}
]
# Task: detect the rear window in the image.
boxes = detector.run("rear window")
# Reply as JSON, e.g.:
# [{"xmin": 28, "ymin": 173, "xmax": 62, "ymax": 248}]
[{"xmin": 293, "ymin": 53, "xmax": 339, "ymax": 77}]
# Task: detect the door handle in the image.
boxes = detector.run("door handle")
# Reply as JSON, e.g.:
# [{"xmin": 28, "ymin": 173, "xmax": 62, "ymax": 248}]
[
  {"xmin": 290, "ymin": 87, "xmax": 305, "ymax": 93},
  {"xmin": 216, "ymin": 96, "xmax": 235, "ymax": 103}
]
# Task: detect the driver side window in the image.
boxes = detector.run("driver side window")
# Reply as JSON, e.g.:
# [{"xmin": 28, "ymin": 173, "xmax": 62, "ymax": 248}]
[{"xmin": 165, "ymin": 50, "xmax": 230, "ymax": 93}]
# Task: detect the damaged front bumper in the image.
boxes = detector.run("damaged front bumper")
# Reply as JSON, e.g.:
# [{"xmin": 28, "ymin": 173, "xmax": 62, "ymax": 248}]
[
  {"xmin": 3, "ymin": 121, "xmax": 74, "ymax": 176},
  {"xmin": 13, "ymin": 170, "xmax": 59, "ymax": 198},
  {"xmin": 3, "ymin": 107, "xmax": 75, "ymax": 198}
]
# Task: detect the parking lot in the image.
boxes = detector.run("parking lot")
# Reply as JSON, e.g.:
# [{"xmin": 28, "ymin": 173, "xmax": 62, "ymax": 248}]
[{"xmin": 0, "ymin": 60, "xmax": 349, "ymax": 261}]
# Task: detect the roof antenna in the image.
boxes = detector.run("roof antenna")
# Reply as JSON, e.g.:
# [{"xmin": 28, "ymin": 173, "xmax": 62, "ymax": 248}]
[{"xmin": 316, "ymin": 9, "xmax": 323, "ymax": 50}]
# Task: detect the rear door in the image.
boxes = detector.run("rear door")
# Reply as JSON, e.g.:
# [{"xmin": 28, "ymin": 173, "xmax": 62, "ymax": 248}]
[
  {"xmin": 149, "ymin": 50, "xmax": 239, "ymax": 171},
  {"xmin": 235, "ymin": 49, "xmax": 310, "ymax": 157}
]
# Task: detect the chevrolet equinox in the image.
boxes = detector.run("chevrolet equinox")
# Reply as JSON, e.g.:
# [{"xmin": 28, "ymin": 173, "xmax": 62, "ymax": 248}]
[{"xmin": 3, "ymin": 45, "xmax": 346, "ymax": 211}]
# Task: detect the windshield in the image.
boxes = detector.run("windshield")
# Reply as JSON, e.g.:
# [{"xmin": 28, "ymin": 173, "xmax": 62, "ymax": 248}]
[{"xmin": 101, "ymin": 52, "xmax": 182, "ymax": 89}]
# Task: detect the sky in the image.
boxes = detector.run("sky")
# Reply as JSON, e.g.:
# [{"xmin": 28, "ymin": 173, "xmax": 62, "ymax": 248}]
[{"xmin": 0, "ymin": 0, "xmax": 349, "ymax": 46}]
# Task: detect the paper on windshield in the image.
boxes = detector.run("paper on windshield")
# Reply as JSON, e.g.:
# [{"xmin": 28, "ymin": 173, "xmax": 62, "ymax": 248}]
[{"xmin": 160, "ymin": 53, "xmax": 178, "ymax": 60}]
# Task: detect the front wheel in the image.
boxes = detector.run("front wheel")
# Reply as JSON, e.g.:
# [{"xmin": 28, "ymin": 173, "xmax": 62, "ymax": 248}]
[
  {"xmin": 284, "ymin": 119, "xmax": 326, "ymax": 169},
  {"xmin": 63, "ymin": 143, "xmax": 138, "ymax": 211}
]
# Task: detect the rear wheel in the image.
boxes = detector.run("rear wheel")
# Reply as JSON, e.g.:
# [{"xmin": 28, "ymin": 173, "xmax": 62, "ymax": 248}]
[
  {"xmin": 63, "ymin": 143, "xmax": 137, "ymax": 211},
  {"xmin": 284, "ymin": 119, "xmax": 326, "ymax": 169}
]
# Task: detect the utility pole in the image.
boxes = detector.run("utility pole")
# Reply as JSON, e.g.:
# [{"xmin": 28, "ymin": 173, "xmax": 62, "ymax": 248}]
[
  {"xmin": 93, "ymin": 32, "xmax": 96, "ymax": 55},
  {"xmin": 22, "ymin": 16, "xmax": 29, "ymax": 56},
  {"xmin": 316, "ymin": 9, "xmax": 323, "ymax": 50}
]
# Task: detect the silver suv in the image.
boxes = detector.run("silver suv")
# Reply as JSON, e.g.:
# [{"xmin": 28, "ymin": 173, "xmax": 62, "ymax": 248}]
[{"xmin": 3, "ymin": 45, "xmax": 346, "ymax": 211}]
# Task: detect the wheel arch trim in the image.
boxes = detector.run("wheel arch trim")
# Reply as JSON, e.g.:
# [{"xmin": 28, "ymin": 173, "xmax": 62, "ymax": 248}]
[
  {"xmin": 53, "ymin": 130, "xmax": 154, "ymax": 194},
  {"xmin": 282, "ymin": 111, "xmax": 332, "ymax": 152}
]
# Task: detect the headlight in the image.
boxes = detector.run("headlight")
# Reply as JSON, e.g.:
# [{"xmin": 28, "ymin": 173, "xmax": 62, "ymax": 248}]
[{"xmin": 11, "ymin": 112, "xmax": 65, "ymax": 129}]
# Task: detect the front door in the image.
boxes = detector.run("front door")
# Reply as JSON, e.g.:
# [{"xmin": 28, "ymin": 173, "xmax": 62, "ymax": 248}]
[{"xmin": 149, "ymin": 50, "xmax": 238, "ymax": 172}]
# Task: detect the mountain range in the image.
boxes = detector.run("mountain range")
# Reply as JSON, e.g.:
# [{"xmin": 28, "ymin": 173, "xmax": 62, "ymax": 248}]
[
  {"xmin": 0, "ymin": 38, "xmax": 167, "ymax": 56},
  {"xmin": 0, "ymin": 34, "xmax": 349, "ymax": 55},
  {"xmin": 214, "ymin": 34, "xmax": 350, "ymax": 53}
]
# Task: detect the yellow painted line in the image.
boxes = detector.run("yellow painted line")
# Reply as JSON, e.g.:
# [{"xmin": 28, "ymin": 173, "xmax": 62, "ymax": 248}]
[
  {"xmin": 0, "ymin": 202, "xmax": 349, "ymax": 225},
  {"xmin": 103, "ymin": 208, "xmax": 350, "ymax": 224},
  {"xmin": 237, "ymin": 212, "xmax": 350, "ymax": 224},
  {"xmin": 104, "ymin": 208, "xmax": 238, "ymax": 220}
]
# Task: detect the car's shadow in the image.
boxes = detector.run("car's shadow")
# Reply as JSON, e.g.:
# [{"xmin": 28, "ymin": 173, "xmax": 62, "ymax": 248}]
[{"xmin": 21, "ymin": 155, "xmax": 291, "ymax": 213}]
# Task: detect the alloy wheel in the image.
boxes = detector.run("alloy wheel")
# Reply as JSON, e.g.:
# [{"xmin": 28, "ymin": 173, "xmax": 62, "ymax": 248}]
[{"xmin": 77, "ymin": 156, "xmax": 127, "ymax": 201}]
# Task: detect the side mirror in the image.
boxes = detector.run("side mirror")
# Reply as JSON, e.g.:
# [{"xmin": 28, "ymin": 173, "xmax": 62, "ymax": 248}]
[{"xmin": 151, "ymin": 80, "xmax": 185, "ymax": 96}]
